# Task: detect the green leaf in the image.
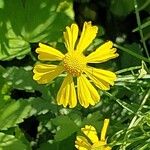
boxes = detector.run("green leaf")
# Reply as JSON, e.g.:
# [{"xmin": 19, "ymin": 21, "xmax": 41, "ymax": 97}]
[
  {"xmin": 120, "ymin": 43, "xmax": 143, "ymax": 68},
  {"xmin": 82, "ymin": 111, "xmax": 103, "ymax": 130},
  {"xmin": 3, "ymin": 66, "xmax": 52, "ymax": 100},
  {"xmin": 0, "ymin": 0, "xmax": 73, "ymax": 60},
  {"xmin": 22, "ymin": 0, "xmax": 73, "ymax": 43},
  {"xmin": 52, "ymin": 116, "xmax": 78, "ymax": 141},
  {"xmin": 15, "ymin": 127, "xmax": 32, "ymax": 150},
  {"xmin": 0, "ymin": 66, "xmax": 11, "ymax": 105},
  {"xmin": 0, "ymin": 132, "xmax": 27, "ymax": 150},
  {"xmin": 3, "ymin": 66, "xmax": 40, "ymax": 91},
  {"xmin": 0, "ymin": 0, "xmax": 30, "ymax": 60},
  {"xmin": 110, "ymin": 0, "xmax": 134, "ymax": 17},
  {"xmin": 0, "ymin": 100, "xmax": 34, "ymax": 130},
  {"xmin": 37, "ymin": 135, "xmax": 75, "ymax": 150}
]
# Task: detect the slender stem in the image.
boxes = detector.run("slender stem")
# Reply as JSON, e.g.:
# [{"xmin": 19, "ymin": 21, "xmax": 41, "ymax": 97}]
[
  {"xmin": 134, "ymin": 0, "xmax": 150, "ymax": 58},
  {"xmin": 120, "ymin": 89, "xmax": 150, "ymax": 149},
  {"xmin": 138, "ymin": 0, "xmax": 150, "ymax": 11},
  {"xmin": 114, "ymin": 44, "xmax": 150, "ymax": 63},
  {"xmin": 133, "ymin": 20, "xmax": 150, "ymax": 32},
  {"xmin": 128, "ymin": 89, "xmax": 150, "ymax": 129},
  {"xmin": 116, "ymin": 66, "xmax": 141, "ymax": 74},
  {"xmin": 29, "ymin": 52, "xmax": 37, "ymax": 61},
  {"xmin": 104, "ymin": 92, "xmax": 134, "ymax": 114}
]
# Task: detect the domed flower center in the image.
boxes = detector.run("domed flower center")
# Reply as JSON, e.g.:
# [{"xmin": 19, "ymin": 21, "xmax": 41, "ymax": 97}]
[{"xmin": 63, "ymin": 52, "xmax": 86, "ymax": 76}]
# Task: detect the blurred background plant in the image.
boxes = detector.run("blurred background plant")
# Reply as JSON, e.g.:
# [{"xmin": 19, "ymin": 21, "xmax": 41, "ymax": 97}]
[{"xmin": 0, "ymin": 0, "xmax": 150, "ymax": 149}]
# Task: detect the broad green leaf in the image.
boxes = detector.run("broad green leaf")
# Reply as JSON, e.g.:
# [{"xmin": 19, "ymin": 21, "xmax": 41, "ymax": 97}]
[
  {"xmin": 2, "ymin": 66, "xmax": 59, "ymax": 114},
  {"xmin": 82, "ymin": 111, "xmax": 103, "ymax": 130},
  {"xmin": 15, "ymin": 127, "xmax": 32, "ymax": 150},
  {"xmin": 52, "ymin": 116, "xmax": 78, "ymax": 141},
  {"xmin": 22, "ymin": 0, "xmax": 73, "ymax": 43},
  {"xmin": 0, "ymin": 132, "xmax": 27, "ymax": 150},
  {"xmin": 0, "ymin": 66, "xmax": 11, "ymax": 106},
  {"xmin": 0, "ymin": 0, "xmax": 30, "ymax": 60},
  {"xmin": 110, "ymin": 0, "xmax": 134, "ymax": 17},
  {"xmin": 0, "ymin": 0, "xmax": 73, "ymax": 60},
  {"xmin": 0, "ymin": 66, "xmax": 6, "ymax": 92},
  {"xmin": 0, "ymin": 100, "xmax": 34, "ymax": 130},
  {"xmin": 29, "ymin": 98, "xmax": 57, "ymax": 115},
  {"xmin": 0, "ymin": 0, "xmax": 4, "ymax": 9},
  {"xmin": 120, "ymin": 43, "xmax": 142, "ymax": 68},
  {"xmin": 3, "ymin": 66, "xmax": 52, "ymax": 101},
  {"xmin": 37, "ymin": 135, "xmax": 75, "ymax": 150}
]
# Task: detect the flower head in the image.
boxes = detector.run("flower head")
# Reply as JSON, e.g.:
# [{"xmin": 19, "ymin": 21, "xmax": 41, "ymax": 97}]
[
  {"xmin": 33, "ymin": 21, "xmax": 119, "ymax": 108},
  {"xmin": 75, "ymin": 119, "xmax": 111, "ymax": 150}
]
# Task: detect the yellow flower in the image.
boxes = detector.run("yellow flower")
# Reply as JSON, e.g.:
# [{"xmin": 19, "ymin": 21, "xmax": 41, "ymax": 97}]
[
  {"xmin": 33, "ymin": 21, "xmax": 119, "ymax": 108},
  {"xmin": 75, "ymin": 119, "xmax": 111, "ymax": 150}
]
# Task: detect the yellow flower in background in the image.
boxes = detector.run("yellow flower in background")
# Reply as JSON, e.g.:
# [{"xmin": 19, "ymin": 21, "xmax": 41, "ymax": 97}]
[
  {"xmin": 75, "ymin": 119, "xmax": 111, "ymax": 150},
  {"xmin": 33, "ymin": 21, "xmax": 119, "ymax": 108}
]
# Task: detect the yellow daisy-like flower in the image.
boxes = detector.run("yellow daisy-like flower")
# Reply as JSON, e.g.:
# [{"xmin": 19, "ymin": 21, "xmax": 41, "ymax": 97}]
[
  {"xmin": 33, "ymin": 21, "xmax": 119, "ymax": 108},
  {"xmin": 75, "ymin": 119, "xmax": 111, "ymax": 150}
]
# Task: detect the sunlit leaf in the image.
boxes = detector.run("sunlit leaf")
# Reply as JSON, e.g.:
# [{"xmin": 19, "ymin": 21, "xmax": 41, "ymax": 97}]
[
  {"xmin": 52, "ymin": 116, "xmax": 78, "ymax": 141},
  {"xmin": 110, "ymin": 0, "xmax": 134, "ymax": 17},
  {"xmin": 0, "ymin": 132, "xmax": 27, "ymax": 150},
  {"xmin": 0, "ymin": 100, "xmax": 34, "ymax": 130},
  {"xmin": 0, "ymin": 0, "xmax": 73, "ymax": 60}
]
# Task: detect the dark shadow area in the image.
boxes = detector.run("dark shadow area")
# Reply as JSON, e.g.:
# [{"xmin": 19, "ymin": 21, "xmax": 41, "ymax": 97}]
[
  {"xmin": 11, "ymin": 89, "xmax": 42, "ymax": 100},
  {"xmin": 19, "ymin": 116, "xmax": 39, "ymax": 139}
]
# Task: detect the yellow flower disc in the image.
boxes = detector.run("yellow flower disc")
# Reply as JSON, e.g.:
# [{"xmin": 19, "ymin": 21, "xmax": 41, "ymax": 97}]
[{"xmin": 63, "ymin": 52, "xmax": 86, "ymax": 76}]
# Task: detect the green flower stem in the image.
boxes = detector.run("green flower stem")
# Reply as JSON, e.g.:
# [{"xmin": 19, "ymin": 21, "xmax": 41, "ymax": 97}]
[
  {"xmin": 104, "ymin": 92, "xmax": 134, "ymax": 114},
  {"xmin": 138, "ymin": 0, "xmax": 150, "ymax": 11},
  {"xmin": 128, "ymin": 89, "xmax": 150, "ymax": 129},
  {"xmin": 116, "ymin": 66, "xmax": 141, "ymax": 74},
  {"xmin": 114, "ymin": 44, "xmax": 150, "ymax": 63},
  {"xmin": 116, "ymin": 74, "xmax": 150, "ymax": 82},
  {"xmin": 133, "ymin": 20, "xmax": 150, "ymax": 32},
  {"xmin": 134, "ymin": 0, "xmax": 150, "ymax": 58},
  {"xmin": 120, "ymin": 89, "xmax": 150, "ymax": 150},
  {"xmin": 29, "ymin": 51, "xmax": 37, "ymax": 61}
]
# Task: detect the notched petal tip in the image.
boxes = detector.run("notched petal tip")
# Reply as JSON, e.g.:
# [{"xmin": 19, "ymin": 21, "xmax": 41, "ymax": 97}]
[
  {"xmin": 86, "ymin": 40, "xmax": 119, "ymax": 63},
  {"xmin": 64, "ymin": 23, "xmax": 79, "ymax": 52},
  {"xmin": 107, "ymin": 41, "xmax": 113, "ymax": 47},
  {"xmin": 39, "ymin": 42, "xmax": 43, "ymax": 47},
  {"xmin": 85, "ymin": 67, "xmax": 117, "ymax": 91},
  {"xmin": 57, "ymin": 75, "xmax": 77, "ymax": 108},
  {"xmin": 35, "ymin": 43, "xmax": 64, "ymax": 61},
  {"xmin": 33, "ymin": 64, "xmax": 64, "ymax": 84},
  {"xmin": 71, "ymin": 23, "xmax": 78, "ymax": 28},
  {"xmin": 81, "ymin": 125, "xmax": 99, "ymax": 144},
  {"xmin": 77, "ymin": 75, "xmax": 100, "ymax": 108},
  {"xmin": 76, "ymin": 21, "xmax": 98, "ymax": 53}
]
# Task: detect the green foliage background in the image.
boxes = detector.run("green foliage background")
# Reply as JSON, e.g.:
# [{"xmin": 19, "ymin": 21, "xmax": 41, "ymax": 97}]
[{"xmin": 0, "ymin": 0, "xmax": 150, "ymax": 149}]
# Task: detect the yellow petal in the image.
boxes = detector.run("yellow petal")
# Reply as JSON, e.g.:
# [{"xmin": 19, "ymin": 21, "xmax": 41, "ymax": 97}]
[
  {"xmin": 76, "ymin": 22, "xmax": 98, "ymax": 53},
  {"xmin": 101, "ymin": 119, "xmax": 110, "ymax": 141},
  {"xmin": 57, "ymin": 75, "xmax": 77, "ymax": 108},
  {"xmin": 91, "ymin": 141, "xmax": 107, "ymax": 150},
  {"xmin": 86, "ymin": 41, "xmax": 119, "ymax": 63},
  {"xmin": 92, "ymin": 143, "xmax": 111, "ymax": 150},
  {"xmin": 81, "ymin": 125, "xmax": 99, "ymax": 144},
  {"xmin": 104, "ymin": 146, "xmax": 112, "ymax": 150},
  {"xmin": 85, "ymin": 67, "xmax": 117, "ymax": 90},
  {"xmin": 75, "ymin": 136, "xmax": 91, "ymax": 150},
  {"xmin": 77, "ymin": 74, "xmax": 100, "ymax": 108},
  {"xmin": 63, "ymin": 23, "xmax": 79, "ymax": 52},
  {"xmin": 33, "ymin": 64, "xmax": 64, "ymax": 84},
  {"xmin": 36, "ymin": 43, "xmax": 64, "ymax": 61}
]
